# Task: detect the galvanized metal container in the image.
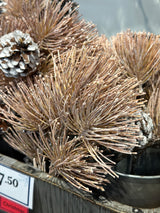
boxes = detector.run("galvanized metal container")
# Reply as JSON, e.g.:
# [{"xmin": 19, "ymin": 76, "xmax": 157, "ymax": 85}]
[{"xmin": 105, "ymin": 147, "xmax": 160, "ymax": 208}]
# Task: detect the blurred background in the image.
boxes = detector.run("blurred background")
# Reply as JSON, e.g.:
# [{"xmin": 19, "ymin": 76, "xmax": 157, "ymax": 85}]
[{"xmin": 78, "ymin": 0, "xmax": 160, "ymax": 37}]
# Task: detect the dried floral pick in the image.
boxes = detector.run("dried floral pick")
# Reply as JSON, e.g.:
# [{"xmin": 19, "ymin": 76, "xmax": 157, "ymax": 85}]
[{"xmin": 112, "ymin": 29, "xmax": 160, "ymax": 84}]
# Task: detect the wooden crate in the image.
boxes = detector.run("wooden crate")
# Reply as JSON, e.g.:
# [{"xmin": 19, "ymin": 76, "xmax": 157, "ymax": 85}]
[{"xmin": 0, "ymin": 154, "xmax": 159, "ymax": 213}]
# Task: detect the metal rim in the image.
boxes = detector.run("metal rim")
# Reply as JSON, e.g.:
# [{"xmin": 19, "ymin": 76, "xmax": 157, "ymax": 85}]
[{"xmin": 116, "ymin": 171, "xmax": 160, "ymax": 179}]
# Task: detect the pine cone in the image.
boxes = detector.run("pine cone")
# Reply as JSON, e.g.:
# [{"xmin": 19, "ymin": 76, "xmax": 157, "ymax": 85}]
[
  {"xmin": 0, "ymin": 30, "xmax": 40, "ymax": 78},
  {"xmin": 136, "ymin": 111, "xmax": 154, "ymax": 146},
  {"xmin": 0, "ymin": 1, "xmax": 7, "ymax": 14}
]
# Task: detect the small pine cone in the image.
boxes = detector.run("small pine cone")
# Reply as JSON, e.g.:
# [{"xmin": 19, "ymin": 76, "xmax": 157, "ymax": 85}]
[
  {"xmin": 0, "ymin": 30, "xmax": 40, "ymax": 78},
  {"xmin": 0, "ymin": 1, "xmax": 7, "ymax": 14},
  {"xmin": 136, "ymin": 111, "xmax": 154, "ymax": 146}
]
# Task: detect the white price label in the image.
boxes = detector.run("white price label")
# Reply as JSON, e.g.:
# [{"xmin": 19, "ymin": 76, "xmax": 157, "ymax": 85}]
[{"xmin": 0, "ymin": 164, "xmax": 34, "ymax": 209}]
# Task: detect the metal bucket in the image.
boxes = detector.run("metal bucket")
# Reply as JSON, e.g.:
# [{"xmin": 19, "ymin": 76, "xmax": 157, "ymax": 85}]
[{"xmin": 105, "ymin": 147, "xmax": 160, "ymax": 208}]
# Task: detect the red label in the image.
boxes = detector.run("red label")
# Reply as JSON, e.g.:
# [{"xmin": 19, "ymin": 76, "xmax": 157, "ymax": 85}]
[{"xmin": 0, "ymin": 196, "xmax": 28, "ymax": 213}]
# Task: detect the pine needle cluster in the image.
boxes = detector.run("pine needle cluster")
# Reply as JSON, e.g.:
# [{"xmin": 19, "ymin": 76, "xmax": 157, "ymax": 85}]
[
  {"xmin": 4, "ymin": 0, "xmax": 97, "ymax": 53},
  {"xmin": 0, "ymin": 0, "xmax": 97, "ymax": 87},
  {"xmin": 112, "ymin": 29, "xmax": 160, "ymax": 84},
  {"xmin": 111, "ymin": 29, "xmax": 160, "ymax": 140},
  {"xmin": 0, "ymin": 1, "xmax": 159, "ymax": 193},
  {"xmin": 0, "ymin": 45, "xmax": 144, "ymax": 191}
]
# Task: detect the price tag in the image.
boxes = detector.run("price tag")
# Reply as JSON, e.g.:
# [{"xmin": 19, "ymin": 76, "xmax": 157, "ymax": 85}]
[{"xmin": 0, "ymin": 164, "xmax": 34, "ymax": 209}]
